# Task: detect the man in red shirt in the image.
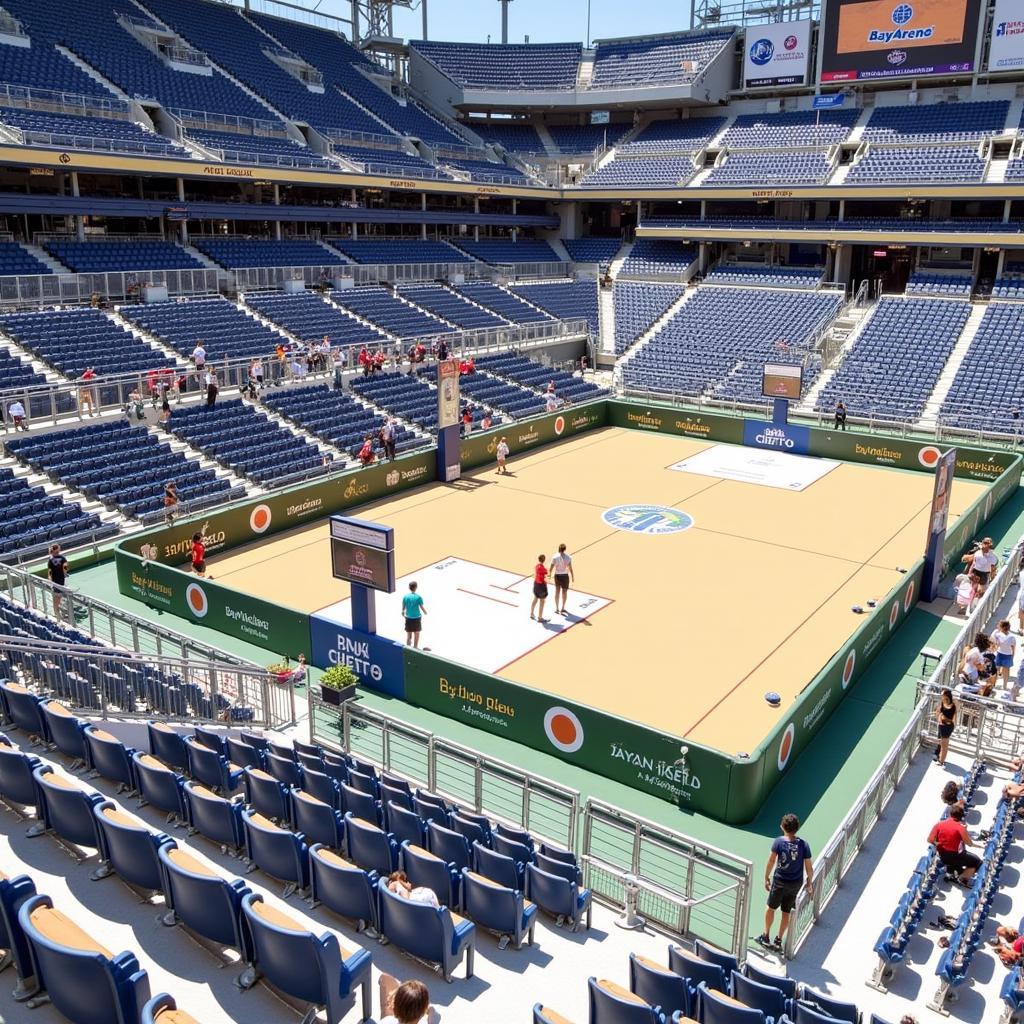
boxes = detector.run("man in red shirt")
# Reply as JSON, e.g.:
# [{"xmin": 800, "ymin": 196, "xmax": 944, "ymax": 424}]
[
  {"xmin": 358, "ymin": 435, "xmax": 375, "ymax": 466},
  {"xmin": 529, "ymin": 553, "xmax": 549, "ymax": 623},
  {"xmin": 190, "ymin": 533, "xmax": 207, "ymax": 578},
  {"xmin": 358, "ymin": 346, "xmax": 370, "ymax": 376},
  {"xmin": 928, "ymin": 805, "xmax": 980, "ymax": 885}
]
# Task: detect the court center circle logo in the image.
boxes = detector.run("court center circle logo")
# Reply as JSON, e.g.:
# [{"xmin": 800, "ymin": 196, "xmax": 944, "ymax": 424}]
[{"xmin": 602, "ymin": 505, "xmax": 694, "ymax": 535}]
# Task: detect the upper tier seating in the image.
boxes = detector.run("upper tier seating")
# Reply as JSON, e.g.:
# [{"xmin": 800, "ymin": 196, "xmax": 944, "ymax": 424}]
[
  {"xmin": 590, "ymin": 31, "xmax": 732, "ymax": 88},
  {"xmin": 329, "ymin": 285, "xmax": 451, "ymax": 337},
  {"xmin": 0, "ymin": 29, "xmax": 107, "ymax": 96},
  {"xmin": 720, "ymin": 109, "xmax": 859, "ymax": 149},
  {"xmin": 6, "ymin": 420, "xmax": 242, "ymax": 518},
  {"xmin": 251, "ymin": 13, "xmax": 466, "ymax": 146},
  {"xmin": 0, "ymin": 107, "xmax": 185, "ymax": 156},
  {"xmin": 613, "ymin": 282, "xmax": 684, "ymax": 354},
  {"xmin": 184, "ymin": 128, "xmax": 332, "ymax": 168},
  {"xmin": 621, "ymin": 285, "xmax": 841, "ymax": 403},
  {"xmin": 0, "ymin": 466, "xmax": 112, "ymax": 562},
  {"xmin": 192, "ymin": 239, "xmax": 338, "ymax": 269},
  {"xmin": 0, "ymin": 243, "xmax": 53, "ymax": 277},
  {"xmin": 4, "ymin": 0, "xmax": 268, "ymax": 119},
  {"xmin": 144, "ymin": 0, "xmax": 386, "ymax": 137},
  {"xmin": 1004, "ymin": 157, "xmax": 1024, "ymax": 183},
  {"xmin": 705, "ymin": 150, "xmax": 832, "ymax": 186},
  {"xmin": 847, "ymin": 146, "xmax": 986, "ymax": 184},
  {"xmin": 43, "ymin": 240, "xmax": 205, "ymax": 274},
  {"xmin": 706, "ymin": 264, "xmax": 824, "ymax": 289},
  {"xmin": 410, "ymin": 41, "xmax": 582, "ymax": 90},
  {"xmin": 578, "ymin": 155, "xmax": 697, "ymax": 188},
  {"xmin": 452, "ymin": 282, "xmax": 553, "ymax": 324},
  {"xmin": 466, "ymin": 121, "xmax": 545, "ymax": 152},
  {"xmin": 330, "ymin": 143, "xmax": 446, "ymax": 177},
  {"xmin": 121, "ymin": 297, "xmax": 284, "ymax": 362},
  {"xmin": 546, "ymin": 123, "xmax": 630, "ymax": 153},
  {"xmin": 638, "ymin": 215, "xmax": 1017, "ymax": 234},
  {"xmin": 618, "ymin": 117, "xmax": 725, "ymax": 154},
  {"xmin": 451, "ymin": 239, "xmax": 562, "ymax": 265},
  {"xmin": 166, "ymin": 397, "xmax": 327, "ymax": 486},
  {"xmin": 816, "ymin": 296, "xmax": 971, "ymax": 422},
  {"xmin": 242, "ymin": 291, "xmax": 385, "ymax": 347},
  {"xmin": 510, "ymin": 281, "xmax": 599, "ymax": 336},
  {"xmin": 563, "ymin": 238, "xmax": 621, "ymax": 268},
  {"xmin": 941, "ymin": 303, "xmax": 1024, "ymax": 431},
  {"xmin": 399, "ymin": 285, "xmax": 508, "ymax": 330},
  {"xmin": 441, "ymin": 157, "xmax": 531, "ymax": 183},
  {"xmin": 620, "ymin": 240, "xmax": 697, "ymax": 278},
  {"xmin": 993, "ymin": 271, "xmax": 1024, "ymax": 299},
  {"xmin": 327, "ymin": 239, "xmax": 468, "ymax": 265},
  {"xmin": 475, "ymin": 352, "xmax": 608, "ymax": 404},
  {"xmin": 0, "ymin": 307, "xmax": 176, "ymax": 379},
  {"xmin": 905, "ymin": 271, "xmax": 973, "ymax": 297},
  {"xmin": 262, "ymin": 383, "xmax": 418, "ymax": 457},
  {"xmin": 862, "ymin": 100, "xmax": 1010, "ymax": 143}
]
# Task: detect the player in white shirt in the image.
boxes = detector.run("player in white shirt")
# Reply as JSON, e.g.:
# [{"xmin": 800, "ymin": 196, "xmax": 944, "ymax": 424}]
[{"xmin": 550, "ymin": 543, "xmax": 575, "ymax": 615}]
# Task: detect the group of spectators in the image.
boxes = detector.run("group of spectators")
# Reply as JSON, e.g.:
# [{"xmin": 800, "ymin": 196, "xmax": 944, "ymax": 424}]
[{"xmin": 358, "ymin": 418, "xmax": 399, "ymax": 466}]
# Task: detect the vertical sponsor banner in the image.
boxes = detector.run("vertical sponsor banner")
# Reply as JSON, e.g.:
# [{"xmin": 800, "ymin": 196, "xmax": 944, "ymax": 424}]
[
  {"xmin": 988, "ymin": 0, "xmax": 1024, "ymax": 72},
  {"xmin": 309, "ymin": 614, "xmax": 407, "ymax": 698},
  {"xmin": 922, "ymin": 447, "xmax": 957, "ymax": 601},
  {"xmin": 437, "ymin": 358, "xmax": 460, "ymax": 429},
  {"xmin": 437, "ymin": 423, "xmax": 462, "ymax": 483},
  {"xmin": 744, "ymin": 20, "xmax": 813, "ymax": 87}
]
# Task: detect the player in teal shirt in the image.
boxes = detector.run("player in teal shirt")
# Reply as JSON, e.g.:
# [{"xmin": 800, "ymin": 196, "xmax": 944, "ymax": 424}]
[{"xmin": 401, "ymin": 581, "xmax": 426, "ymax": 648}]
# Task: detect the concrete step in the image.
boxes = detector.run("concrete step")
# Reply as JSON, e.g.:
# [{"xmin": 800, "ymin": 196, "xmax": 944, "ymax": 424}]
[
  {"xmin": 24, "ymin": 243, "xmax": 70, "ymax": 274},
  {"xmin": 919, "ymin": 302, "xmax": 988, "ymax": 425}
]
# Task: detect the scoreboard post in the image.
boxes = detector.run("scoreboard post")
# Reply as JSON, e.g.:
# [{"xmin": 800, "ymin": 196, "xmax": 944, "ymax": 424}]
[
  {"xmin": 329, "ymin": 515, "xmax": 396, "ymax": 633},
  {"xmin": 436, "ymin": 357, "xmax": 461, "ymax": 483}
]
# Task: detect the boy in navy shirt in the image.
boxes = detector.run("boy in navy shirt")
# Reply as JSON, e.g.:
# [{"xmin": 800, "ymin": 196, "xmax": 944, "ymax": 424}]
[{"xmin": 758, "ymin": 813, "xmax": 813, "ymax": 955}]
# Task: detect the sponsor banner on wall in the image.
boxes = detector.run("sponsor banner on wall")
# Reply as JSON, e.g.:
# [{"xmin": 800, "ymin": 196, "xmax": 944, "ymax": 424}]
[
  {"xmin": 988, "ymin": 0, "xmax": 1024, "ymax": 72},
  {"xmin": 309, "ymin": 614, "xmax": 407, "ymax": 698},
  {"xmin": 744, "ymin": 20, "xmax": 813, "ymax": 87},
  {"xmin": 606, "ymin": 403, "xmax": 745, "ymax": 445},
  {"xmin": 742, "ymin": 419, "xmax": 812, "ymax": 455},
  {"xmin": 403, "ymin": 650, "xmax": 731, "ymax": 817}
]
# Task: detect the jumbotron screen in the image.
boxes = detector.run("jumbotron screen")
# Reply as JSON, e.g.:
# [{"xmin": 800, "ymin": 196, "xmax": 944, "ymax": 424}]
[
  {"xmin": 820, "ymin": 0, "xmax": 983, "ymax": 82},
  {"xmin": 762, "ymin": 363, "xmax": 803, "ymax": 400}
]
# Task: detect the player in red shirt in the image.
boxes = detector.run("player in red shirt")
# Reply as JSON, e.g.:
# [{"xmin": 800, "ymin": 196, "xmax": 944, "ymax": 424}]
[
  {"xmin": 191, "ymin": 533, "xmax": 208, "ymax": 577},
  {"xmin": 78, "ymin": 366, "xmax": 98, "ymax": 416},
  {"xmin": 927, "ymin": 805, "xmax": 980, "ymax": 885},
  {"xmin": 529, "ymin": 554, "xmax": 549, "ymax": 623}
]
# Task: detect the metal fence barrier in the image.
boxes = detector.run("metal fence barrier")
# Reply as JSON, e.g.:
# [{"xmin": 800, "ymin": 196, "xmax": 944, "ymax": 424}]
[{"xmin": 0, "ymin": 268, "xmax": 220, "ymax": 306}]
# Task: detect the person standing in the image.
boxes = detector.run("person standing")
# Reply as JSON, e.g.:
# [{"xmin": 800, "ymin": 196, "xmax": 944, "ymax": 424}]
[
  {"xmin": 966, "ymin": 538, "xmax": 998, "ymax": 591},
  {"xmin": 191, "ymin": 532, "xmax": 208, "ymax": 577},
  {"xmin": 163, "ymin": 480, "xmax": 178, "ymax": 525},
  {"xmin": 928, "ymin": 804, "xmax": 981, "ymax": 887},
  {"xmin": 757, "ymin": 813, "xmax": 813, "ymax": 955},
  {"xmin": 551, "ymin": 543, "xmax": 575, "ymax": 615},
  {"xmin": 495, "ymin": 436, "xmax": 509, "ymax": 475},
  {"xmin": 78, "ymin": 367, "xmax": 97, "ymax": 416},
  {"xmin": 381, "ymin": 418, "xmax": 396, "ymax": 462},
  {"xmin": 402, "ymin": 581, "xmax": 426, "ymax": 649},
  {"xmin": 205, "ymin": 369, "xmax": 219, "ymax": 408},
  {"xmin": 47, "ymin": 543, "xmax": 69, "ymax": 618},
  {"xmin": 935, "ymin": 688, "xmax": 957, "ymax": 766},
  {"xmin": 7, "ymin": 399, "xmax": 27, "ymax": 431},
  {"xmin": 530, "ymin": 554, "xmax": 549, "ymax": 623},
  {"xmin": 834, "ymin": 401, "xmax": 847, "ymax": 431},
  {"xmin": 992, "ymin": 619, "xmax": 1016, "ymax": 690}
]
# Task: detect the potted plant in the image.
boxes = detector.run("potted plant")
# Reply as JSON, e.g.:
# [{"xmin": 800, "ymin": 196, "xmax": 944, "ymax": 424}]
[
  {"xmin": 267, "ymin": 661, "xmax": 292, "ymax": 685},
  {"xmin": 319, "ymin": 663, "xmax": 358, "ymax": 707}
]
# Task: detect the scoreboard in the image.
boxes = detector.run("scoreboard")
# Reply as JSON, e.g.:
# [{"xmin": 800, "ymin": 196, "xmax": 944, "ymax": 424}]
[{"xmin": 329, "ymin": 516, "xmax": 396, "ymax": 593}]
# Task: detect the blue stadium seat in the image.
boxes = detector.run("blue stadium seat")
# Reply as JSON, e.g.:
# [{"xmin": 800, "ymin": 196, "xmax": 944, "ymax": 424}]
[
  {"xmin": 184, "ymin": 737, "xmax": 243, "ymax": 795},
  {"xmin": 291, "ymin": 788, "xmax": 345, "ymax": 851},
  {"xmin": 699, "ymin": 982, "xmax": 765, "ymax": 1024},
  {"xmin": 40, "ymin": 701, "xmax": 88, "ymax": 770},
  {"xmin": 241, "ymin": 808, "xmax": 310, "ymax": 898},
  {"xmin": 0, "ymin": 870, "xmax": 36, "ymax": 993},
  {"xmin": 0, "ymin": 734, "xmax": 41, "ymax": 814},
  {"xmin": 92, "ymin": 801, "xmax": 174, "ymax": 892},
  {"xmin": 345, "ymin": 812, "xmax": 399, "ymax": 875},
  {"xmin": 588, "ymin": 975, "xmax": 666, "ymax": 1023},
  {"xmin": 309, "ymin": 844, "xmax": 380, "ymax": 935},
  {"xmin": 132, "ymin": 752, "xmax": 189, "ymax": 826},
  {"xmin": 473, "ymin": 840, "xmax": 524, "ymax": 889},
  {"xmin": 182, "ymin": 780, "xmax": 246, "ymax": 855},
  {"xmin": 461, "ymin": 868, "xmax": 536, "ymax": 949},
  {"xmin": 84, "ymin": 726, "xmax": 137, "ymax": 794},
  {"xmin": 142, "ymin": 993, "xmax": 200, "ymax": 1024},
  {"xmin": 28, "ymin": 764, "xmax": 105, "ymax": 854},
  {"xmin": 401, "ymin": 841, "xmax": 461, "ymax": 909},
  {"xmin": 629, "ymin": 953, "xmax": 691, "ymax": 1020},
  {"xmin": 525, "ymin": 862, "xmax": 592, "ymax": 931}
]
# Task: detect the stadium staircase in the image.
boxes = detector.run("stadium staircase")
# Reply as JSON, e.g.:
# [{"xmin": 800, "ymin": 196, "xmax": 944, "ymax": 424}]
[
  {"xmin": 575, "ymin": 51, "xmax": 595, "ymax": 89},
  {"xmin": 844, "ymin": 105, "xmax": 875, "ymax": 145},
  {"xmin": 105, "ymin": 308, "xmax": 192, "ymax": 367},
  {"xmin": 613, "ymin": 285, "xmax": 696, "ymax": 384},
  {"xmin": 919, "ymin": 302, "xmax": 988, "ymax": 427},
  {"xmin": 533, "ymin": 121, "xmax": 559, "ymax": 157},
  {"xmin": 608, "ymin": 241, "xmax": 633, "ymax": 278},
  {"xmin": 182, "ymin": 244, "xmax": 224, "ymax": 271},
  {"xmin": 547, "ymin": 238, "xmax": 571, "ymax": 261},
  {"xmin": 598, "ymin": 286, "xmax": 615, "ymax": 354},
  {"xmin": 22, "ymin": 245, "xmax": 68, "ymax": 275},
  {"xmin": 797, "ymin": 298, "xmax": 877, "ymax": 414},
  {"xmin": 54, "ymin": 44, "xmax": 129, "ymax": 102}
]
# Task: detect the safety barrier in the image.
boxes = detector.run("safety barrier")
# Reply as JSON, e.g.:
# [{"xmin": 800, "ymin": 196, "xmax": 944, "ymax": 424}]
[{"xmin": 0, "ymin": 267, "xmax": 220, "ymax": 306}]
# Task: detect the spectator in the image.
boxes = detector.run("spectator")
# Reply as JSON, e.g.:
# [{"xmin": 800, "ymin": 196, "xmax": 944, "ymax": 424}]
[
  {"xmin": 191, "ymin": 341, "xmax": 207, "ymax": 372},
  {"xmin": 964, "ymin": 538, "xmax": 997, "ymax": 591},
  {"xmin": 163, "ymin": 481, "xmax": 178, "ymax": 525},
  {"xmin": 378, "ymin": 976, "xmax": 439, "ymax": 1024},
  {"xmin": 191, "ymin": 532, "xmax": 208, "ymax": 578},
  {"xmin": 78, "ymin": 367, "xmax": 97, "ymax": 416},
  {"xmin": 496, "ymin": 436, "xmax": 509, "ymax": 475},
  {"xmin": 927, "ymin": 804, "xmax": 980, "ymax": 886},
  {"xmin": 387, "ymin": 870, "xmax": 439, "ymax": 908},
  {"xmin": 757, "ymin": 812, "xmax": 813, "ymax": 954},
  {"xmin": 480, "ymin": 412, "xmax": 492, "ymax": 431},
  {"xmin": 934, "ymin": 688, "xmax": 957, "ymax": 766},
  {"xmin": 953, "ymin": 572, "xmax": 976, "ymax": 617},
  {"xmin": 958, "ymin": 633, "xmax": 995, "ymax": 697},
  {"xmin": 993, "ymin": 925, "xmax": 1024, "ymax": 967},
  {"xmin": 358, "ymin": 345, "xmax": 370, "ymax": 376},
  {"xmin": 288, "ymin": 654, "xmax": 307, "ymax": 688},
  {"xmin": 437, "ymin": 338, "xmax": 449, "ymax": 362},
  {"xmin": 205, "ymin": 369, "xmax": 219, "ymax": 407},
  {"xmin": 991, "ymin": 619, "xmax": 1016, "ymax": 690},
  {"xmin": 373, "ymin": 350, "xmax": 386, "ymax": 374},
  {"xmin": 461, "ymin": 407, "xmax": 472, "ymax": 435},
  {"xmin": 834, "ymin": 401, "xmax": 847, "ymax": 431},
  {"xmin": 546, "ymin": 392, "xmax": 559, "ymax": 413},
  {"xmin": 7, "ymin": 399, "xmax": 27, "ymax": 431},
  {"xmin": 249, "ymin": 357, "xmax": 264, "ymax": 389},
  {"xmin": 159, "ymin": 397, "xmax": 172, "ymax": 426},
  {"xmin": 47, "ymin": 543, "xmax": 69, "ymax": 618},
  {"xmin": 333, "ymin": 347, "xmax": 345, "ymax": 390},
  {"xmin": 358, "ymin": 435, "xmax": 375, "ymax": 466},
  {"xmin": 381, "ymin": 418, "xmax": 396, "ymax": 462},
  {"xmin": 402, "ymin": 581, "xmax": 426, "ymax": 649},
  {"xmin": 940, "ymin": 780, "xmax": 964, "ymax": 814}
]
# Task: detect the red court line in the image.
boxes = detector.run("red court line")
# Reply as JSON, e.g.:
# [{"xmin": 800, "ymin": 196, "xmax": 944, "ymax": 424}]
[
  {"xmin": 458, "ymin": 587, "xmax": 518, "ymax": 608},
  {"xmin": 494, "ymin": 598, "xmax": 616, "ymax": 674}
]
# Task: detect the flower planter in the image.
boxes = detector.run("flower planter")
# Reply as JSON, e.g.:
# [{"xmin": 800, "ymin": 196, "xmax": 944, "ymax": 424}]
[{"xmin": 320, "ymin": 683, "xmax": 356, "ymax": 706}]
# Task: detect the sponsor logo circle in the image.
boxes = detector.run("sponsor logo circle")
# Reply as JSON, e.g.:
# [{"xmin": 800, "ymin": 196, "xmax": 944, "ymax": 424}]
[
  {"xmin": 185, "ymin": 582, "xmax": 208, "ymax": 618},
  {"xmin": 904, "ymin": 579, "xmax": 915, "ymax": 612},
  {"xmin": 784, "ymin": 34, "xmax": 798, "ymax": 50},
  {"xmin": 554, "ymin": 415, "xmax": 565, "ymax": 436},
  {"xmin": 750, "ymin": 38, "xmax": 775, "ymax": 65},
  {"xmin": 918, "ymin": 445, "xmax": 942, "ymax": 468},
  {"xmin": 544, "ymin": 707, "xmax": 584, "ymax": 753},
  {"xmin": 841, "ymin": 649, "xmax": 857, "ymax": 690},
  {"xmin": 777, "ymin": 723, "xmax": 796, "ymax": 772},
  {"xmin": 892, "ymin": 3, "xmax": 914, "ymax": 26},
  {"xmin": 249, "ymin": 504, "xmax": 272, "ymax": 534},
  {"xmin": 889, "ymin": 601, "xmax": 900, "ymax": 630},
  {"xmin": 602, "ymin": 505, "xmax": 694, "ymax": 535}
]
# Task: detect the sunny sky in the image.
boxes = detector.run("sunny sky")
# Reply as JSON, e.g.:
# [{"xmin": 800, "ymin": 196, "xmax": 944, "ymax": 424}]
[{"xmin": 305, "ymin": 0, "xmax": 697, "ymax": 46}]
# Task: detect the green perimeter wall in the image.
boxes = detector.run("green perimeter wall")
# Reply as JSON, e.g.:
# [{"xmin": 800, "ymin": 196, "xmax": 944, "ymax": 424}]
[{"xmin": 113, "ymin": 398, "xmax": 1022, "ymax": 822}]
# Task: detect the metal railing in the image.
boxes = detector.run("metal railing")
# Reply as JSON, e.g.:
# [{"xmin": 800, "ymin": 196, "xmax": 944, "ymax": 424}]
[
  {"xmin": 786, "ymin": 536, "xmax": 1024, "ymax": 957},
  {"xmin": 582, "ymin": 799, "xmax": 753, "ymax": 956},
  {"xmin": 0, "ymin": 268, "xmax": 220, "ymax": 307},
  {"xmin": 315, "ymin": 698, "xmax": 580, "ymax": 848},
  {"xmin": 11, "ymin": 129, "xmax": 183, "ymax": 158},
  {"xmin": 0, "ymin": 83, "xmax": 129, "ymax": 119},
  {"xmin": 168, "ymin": 109, "xmax": 287, "ymax": 137}
]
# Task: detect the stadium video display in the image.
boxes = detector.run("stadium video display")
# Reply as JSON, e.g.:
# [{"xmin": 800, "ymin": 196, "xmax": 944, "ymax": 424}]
[{"xmin": 820, "ymin": 0, "xmax": 984, "ymax": 82}]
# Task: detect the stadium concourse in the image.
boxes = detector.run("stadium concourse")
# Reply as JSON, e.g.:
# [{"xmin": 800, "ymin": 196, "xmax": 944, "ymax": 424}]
[{"xmin": 5, "ymin": 0, "xmax": 1024, "ymax": 1023}]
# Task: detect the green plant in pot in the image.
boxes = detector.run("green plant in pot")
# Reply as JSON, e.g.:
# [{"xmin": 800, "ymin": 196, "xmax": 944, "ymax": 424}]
[
  {"xmin": 319, "ymin": 663, "xmax": 358, "ymax": 706},
  {"xmin": 266, "ymin": 661, "xmax": 292, "ymax": 684}
]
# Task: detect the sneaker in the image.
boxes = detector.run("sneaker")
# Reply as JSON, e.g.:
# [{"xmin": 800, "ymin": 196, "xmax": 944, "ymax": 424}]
[
  {"xmin": 772, "ymin": 937, "xmax": 784, "ymax": 954},
  {"xmin": 756, "ymin": 933, "xmax": 772, "ymax": 949}
]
